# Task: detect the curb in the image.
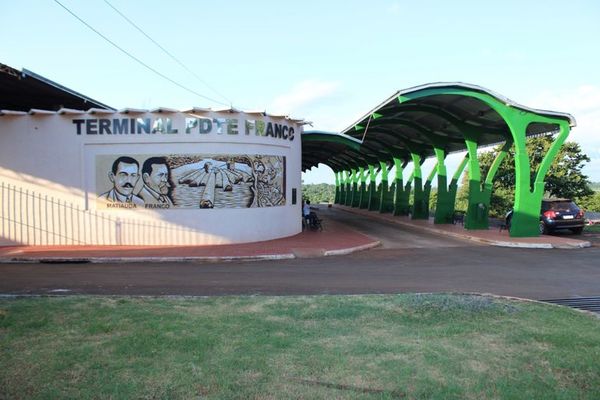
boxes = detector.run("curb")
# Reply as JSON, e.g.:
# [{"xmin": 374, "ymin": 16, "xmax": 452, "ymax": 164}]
[
  {"xmin": 0, "ymin": 254, "xmax": 296, "ymax": 264},
  {"xmin": 0, "ymin": 241, "xmax": 381, "ymax": 264},
  {"xmin": 337, "ymin": 206, "xmax": 592, "ymax": 249},
  {"xmin": 324, "ymin": 241, "xmax": 381, "ymax": 256}
]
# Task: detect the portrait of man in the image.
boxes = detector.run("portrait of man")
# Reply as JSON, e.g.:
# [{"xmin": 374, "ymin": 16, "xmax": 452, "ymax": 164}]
[
  {"xmin": 138, "ymin": 157, "xmax": 174, "ymax": 207},
  {"xmin": 99, "ymin": 156, "xmax": 144, "ymax": 205}
]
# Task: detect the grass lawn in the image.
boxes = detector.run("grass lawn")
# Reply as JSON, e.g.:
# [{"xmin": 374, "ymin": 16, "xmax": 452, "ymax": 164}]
[
  {"xmin": 585, "ymin": 224, "xmax": 600, "ymax": 233},
  {"xmin": 1, "ymin": 294, "xmax": 600, "ymax": 399}
]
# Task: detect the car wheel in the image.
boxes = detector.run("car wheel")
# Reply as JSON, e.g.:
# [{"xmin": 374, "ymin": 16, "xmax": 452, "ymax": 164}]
[
  {"xmin": 539, "ymin": 222, "xmax": 549, "ymax": 235},
  {"xmin": 570, "ymin": 227, "xmax": 584, "ymax": 235}
]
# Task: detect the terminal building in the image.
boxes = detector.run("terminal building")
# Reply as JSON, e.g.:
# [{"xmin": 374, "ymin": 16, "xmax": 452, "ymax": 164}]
[
  {"xmin": 0, "ymin": 63, "xmax": 303, "ymax": 245},
  {"xmin": 0, "ymin": 63, "xmax": 576, "ymax": 246}
]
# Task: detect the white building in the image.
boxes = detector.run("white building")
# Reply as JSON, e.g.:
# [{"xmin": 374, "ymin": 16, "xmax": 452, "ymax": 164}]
[{"xmin": 0, "ymin": 64, "xmax": 304, "ymax": 246}]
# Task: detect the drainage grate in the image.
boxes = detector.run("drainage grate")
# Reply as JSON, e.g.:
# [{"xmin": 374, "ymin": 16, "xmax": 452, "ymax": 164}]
[{"xmin": 541, "ymin": 297, "xmax": 600, "ymax": 314}]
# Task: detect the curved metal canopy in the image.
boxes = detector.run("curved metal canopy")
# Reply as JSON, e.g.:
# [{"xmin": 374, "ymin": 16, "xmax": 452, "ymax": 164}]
[{"xmin": 302, "ymin": 82, "xmax": 576, "ymax": 172}]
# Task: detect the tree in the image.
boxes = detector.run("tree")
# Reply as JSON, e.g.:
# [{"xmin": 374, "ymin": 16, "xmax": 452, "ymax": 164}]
[
  {"xmin": 302, "ymin": 183, "xmax": 335, "ymax": 204},
  {"xmin": 578, "ymin": 192, "xmax": 600, "ymax": 212},
  {"xmin": 479, "ymin": 134, "xmax": 594, "ymax": 216}
]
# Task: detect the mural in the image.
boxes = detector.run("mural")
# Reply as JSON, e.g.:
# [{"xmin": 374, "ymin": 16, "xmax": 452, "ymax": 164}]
[{"xmin": 95, "ymin": 154, "xmax": 286, "ymax": 209}]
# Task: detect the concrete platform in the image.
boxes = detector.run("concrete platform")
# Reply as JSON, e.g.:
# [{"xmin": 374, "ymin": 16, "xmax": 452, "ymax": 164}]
[
  {"xmin": 336, "ymin": 205, "xmax": 591, "ymax": 249},
  {"xmin": 0, "ymin": 218, "xmax": 380, "ymax": 263},
  {"xmin": 0, "ymin": 204, "xmax": 591, "ymax": 264}
]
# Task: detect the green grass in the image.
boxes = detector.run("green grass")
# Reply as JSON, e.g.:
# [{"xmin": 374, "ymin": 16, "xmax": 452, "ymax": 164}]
[
  {"xmin": 1, "ymin": 294, "xmax": 600, "ymax": 399},
  {"xmin": 585, "ymin": 224, "xmax": 600, "ymax": 233}
]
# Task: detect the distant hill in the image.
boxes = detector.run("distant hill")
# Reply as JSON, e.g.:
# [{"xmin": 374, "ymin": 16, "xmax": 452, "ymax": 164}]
[
  {"xmin": 302, "ymin": 183, "xmax": 335, "ymax": 204},
  {"xmin": 591, "ymin": 182, "xmax": 600, "ymax": 192}
]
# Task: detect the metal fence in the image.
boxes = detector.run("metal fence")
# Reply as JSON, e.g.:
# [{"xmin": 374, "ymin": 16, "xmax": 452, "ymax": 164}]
[{"xmin": 0, "ymin": 182, "xmax": 201, "ymax": 245}]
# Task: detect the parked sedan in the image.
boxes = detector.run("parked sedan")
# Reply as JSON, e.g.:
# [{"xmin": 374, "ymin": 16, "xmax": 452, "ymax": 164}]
[{"xmin": 506, "ymin": 199, "xmax": 585, "ymax": 235}]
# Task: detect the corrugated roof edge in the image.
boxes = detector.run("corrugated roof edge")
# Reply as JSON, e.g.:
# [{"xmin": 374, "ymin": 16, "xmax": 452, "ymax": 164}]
[
  {"xmin": 0, "ymin": 107, "xmax": 307, "ymax": 123},
  {"xmin": 21, "ymin": 68, "xmax": 116, "ymax": 111},
  {"xmin": 303, "ymin": 130, "xmax": 363, "ymax": 145},
  {"xmin": 340, "ymin": 82, "xmax": 577, "ymax": 136}
]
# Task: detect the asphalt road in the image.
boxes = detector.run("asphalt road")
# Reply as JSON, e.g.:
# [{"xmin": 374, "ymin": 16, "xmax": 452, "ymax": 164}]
[{"xmin": 1, "ymin": 208, "xmax": 599, "ymax": 300}]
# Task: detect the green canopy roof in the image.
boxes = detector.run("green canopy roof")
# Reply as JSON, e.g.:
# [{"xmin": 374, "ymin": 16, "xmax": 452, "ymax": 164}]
[{"xmin": 302, "ymin": 82, "xmax": 575, "ymax": 171}]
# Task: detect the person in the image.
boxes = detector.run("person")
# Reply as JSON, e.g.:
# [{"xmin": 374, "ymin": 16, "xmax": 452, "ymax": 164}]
[
  {"xmin": 303, "ymin": 199, "xmax": 318, "ymax": 227},
  {"xmin": 99, "ymin": 156, "xmax": 144, "ymax": 205},
  {"xmin": 138, "ymin": 157, "xmax": 174, "ymax": 207}
]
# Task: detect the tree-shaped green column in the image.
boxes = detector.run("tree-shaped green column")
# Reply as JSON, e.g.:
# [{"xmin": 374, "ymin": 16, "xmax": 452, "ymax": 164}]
[
  {"xmin": 367, "ymin": 164, "xmax": 379, "ymax": 211},
  {"xmin": 431, "ymin": 148, "xmax": 452, "ymax": 224},
  {"xmin": 334, "ymin": 171, "xmax": 341, "ymax": 204},
  {"xmin": 438, "ymin": 155, "xmax": 469, "ymax": 223},
  {"xmin": 378, "ymin": 161, "xmax": 394, "ymax": 213},
  {"xmin": 351, "ymin": 167, "xmax": 361, "ymax": 207},
  {"xmin": 339, "ymin": 170, "xmax": 348, "ymax": 205},
  {"xmin": 504, "ymin": 119, "xmax": 569, "ymax": 237},
  {"xmin": 392, "ymin": 158, "xmax": 410, "ymax": 216},
  {"xmin": 358, "ymin": 166, "xmax": 368, "ymax": 209},
  {"xmin": 346, "ymin": 169, "xmax": 356, "ymax": 206},
  {"xmin": 397, "ymin": 88, "xmax": 572, "ymax": 236},
  {"xmin": 423, "ymin": 161, "xmax": 438, "ymax": 219},
  {"xmin": 410, "ymin": 153, "xmax": 428, "ymax": 219}
]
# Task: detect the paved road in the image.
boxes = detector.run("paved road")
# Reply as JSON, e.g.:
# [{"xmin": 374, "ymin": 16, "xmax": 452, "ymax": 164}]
[
  {"xmin": 319, "ymin": 207, "xmax": 476, "ymax": 249},
  {"xmin": 1, "ymin": 209, "xmax": 599, "ymax": 300}
]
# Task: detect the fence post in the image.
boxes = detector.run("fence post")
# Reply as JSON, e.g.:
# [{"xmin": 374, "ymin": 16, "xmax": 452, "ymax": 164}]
[{"xmin": 115, "ymin": 217, "xmax": 122, "ymax": 245}]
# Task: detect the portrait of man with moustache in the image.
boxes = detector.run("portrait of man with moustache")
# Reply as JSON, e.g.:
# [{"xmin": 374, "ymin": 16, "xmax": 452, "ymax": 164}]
[{"xmin": 99, "ymin": 156, "xmax": 145, "ymax": 206}]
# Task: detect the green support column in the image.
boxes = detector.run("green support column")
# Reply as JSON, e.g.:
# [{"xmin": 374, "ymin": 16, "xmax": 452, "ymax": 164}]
[
  {"xmin": 337, "ymin": 170, "xmax": 344, "ymax": 205},
  {"xmin": 480, "ymin": 109, "xmax": 570, "ymax": 237},
  {"xmin": 462, "ymin": 135, "xmax": 513, "ymax": 229},
  {"xmin": 378, "ymin": 161, "xmax": 393, "ymax": 213},
  {"xmin": 423, "ymin": 162, "xmax": 438, "ymax": 219},
  {"xmin": 334, "ymin": 171, "xmax": 341, "ymax": 204},
  {"xmin": 352, "ymin": 167, "xmax": 362, "ymax": 207},
  {"xmin": 463, "ymin": 135, "xmax": 489, "ymax": 229},
  {"xmin": 339, "ymin": 170, "xmax": 348, "ymax": 205},
  {"xmin": 392, "ymin": 158, "xmax": 407, "ymax": 215},
  {"xmin": 509, "ymin": 120, "xmax": 570, "ymax": 237},
  {"xmin": 358, "ymin": 167, "xmax": 368, "ymax": 209},
  {"xmin": 397, "ymin": 87, "xmax": 572, "ymax": 236},
  {"xmin": 482, "ymin": 139, "xmax": 513, "ymax": 206},
  {"xmin": 346, "ymin": 169, "xmax": 356, "ymax": 206},
  {"xmin": 432, "ymin": 148, "xmax": 452, "ymax": 224},
  {"xmin": 373, "ymin": 167, "xmax": 382, "ymax": 211},
  {"xmin": 446, "ymin": 155, "xmax": 469, "ymax": 220},
  {"xmin": 350, "ymin": 168, "xmax": 359, "ymax": 207},
  {"xmin": 367, "ymin": 164, "xmax": 378, "ymax": 211},
  {"xmin": 392, "ymin": 158, "xmax": 410, "ymax": 216},
  {"xmin": 410, "ymin": 153, "xmax": 427, "ymax": 219},
  {"xmin": 396, "ymin": 172, "xmax": 415, "ymax": 215},
  {"xmin": 343, "ymin": 170, "xmax": 350, "ymax": 206}
]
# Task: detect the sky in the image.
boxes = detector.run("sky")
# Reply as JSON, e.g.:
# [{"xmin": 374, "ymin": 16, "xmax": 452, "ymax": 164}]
[{"xmin": 2, "ymin": 0, "xmax": 599, "ymax": 184}]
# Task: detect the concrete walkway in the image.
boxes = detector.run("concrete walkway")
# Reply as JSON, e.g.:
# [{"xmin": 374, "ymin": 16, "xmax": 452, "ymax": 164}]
[
  {"xmin": 336, "ymin": 205, "xmax": 591, "ymax": 249},
  {"xmin": 0, "ymin": 218, "xmax": 380, "ymax": 263},
  {"xmin": 0, "ymin": 204, "xmax": 592, "ymax": 263}
]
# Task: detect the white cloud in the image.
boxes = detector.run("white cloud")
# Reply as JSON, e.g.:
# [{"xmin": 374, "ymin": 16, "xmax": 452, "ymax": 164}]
[
  {"xmin": 269, "ymin": 80, "xmax": 340, "ymax": 116},
  {"xmin": 527, "ymin": 85, "xmax": 600, "ymax": 181}
]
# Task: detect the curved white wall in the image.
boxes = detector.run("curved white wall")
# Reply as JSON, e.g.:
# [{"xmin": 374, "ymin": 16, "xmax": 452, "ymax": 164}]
[{"xmin": 0, "ymin": 110, "xmax": 303, "ymax": 246}]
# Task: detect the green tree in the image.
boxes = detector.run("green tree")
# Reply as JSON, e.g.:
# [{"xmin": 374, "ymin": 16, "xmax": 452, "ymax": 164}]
[
  {"xmin": 479, "ymin": 134, "xmax": 594, "ymax": 216},
  {"xmin": 578, "ymin": 192, "xmax": 600, "ymax": 212},
  {"xmin": 302, "ymin": 183, "xmax": 335, "ymax": 204}
]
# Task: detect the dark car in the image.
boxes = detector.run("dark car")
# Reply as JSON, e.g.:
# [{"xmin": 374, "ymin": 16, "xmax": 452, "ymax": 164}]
[{"xmin": 505, "ymin": 198, "xmax": 585, "ymax": 235}]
